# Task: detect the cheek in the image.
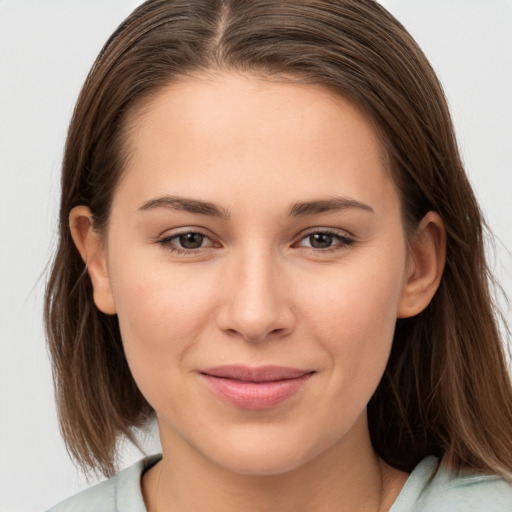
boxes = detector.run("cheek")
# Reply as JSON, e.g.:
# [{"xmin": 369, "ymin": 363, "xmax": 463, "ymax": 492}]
[
  {"xmin": 107, "ymin": 252, "xmax": 218, "ymax": 383},
  {"xmin": 297, "ymin": 251, "xmax": 406, "ymax": 390}
]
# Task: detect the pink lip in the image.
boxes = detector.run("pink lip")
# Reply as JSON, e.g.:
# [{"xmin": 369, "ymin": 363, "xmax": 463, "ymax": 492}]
[{"xmin": 199, "ymin": 365, "xmax": 314, "ymax": 410}]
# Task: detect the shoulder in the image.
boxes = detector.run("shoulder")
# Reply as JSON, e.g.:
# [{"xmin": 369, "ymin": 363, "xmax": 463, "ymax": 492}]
[
  {"xmin": 45, "ymin": 455, "xmax": 161, "ymax": 512},
  {"xmin": 392, "ymin": 456, "xmax": 512, "ymax": 512},
  {"xmin": 418, "ymin": 464, "xmax": 512, "ymax": 511}
]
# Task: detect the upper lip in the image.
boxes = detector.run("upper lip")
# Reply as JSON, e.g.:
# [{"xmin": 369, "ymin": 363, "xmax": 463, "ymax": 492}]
[{"xmin": 199, "ymin": 365, "xmax": 313, "ymax": 382}]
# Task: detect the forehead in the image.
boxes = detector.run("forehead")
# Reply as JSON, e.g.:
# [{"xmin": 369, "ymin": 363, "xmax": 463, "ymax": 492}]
[{"xmin": 117, "ymin": 72, "xmax": 397, "ymax": 214}]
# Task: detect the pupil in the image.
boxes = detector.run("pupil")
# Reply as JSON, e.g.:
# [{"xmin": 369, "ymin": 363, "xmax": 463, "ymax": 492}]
[
  {"xmin": 179, "ymin": 233, "xmax": 204, "ymax": 249},
  {"xmin": 310, "ymin": 233, "xmax": 333, "ymax": 249}
]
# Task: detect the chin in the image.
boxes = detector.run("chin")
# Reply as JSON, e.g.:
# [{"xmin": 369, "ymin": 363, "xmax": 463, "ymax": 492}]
[
  {"xmin": 197, "ymin": 427, "xmax": 328, "ymax": 477},
  {"xmin": 215, "ymin": 448, "xmax": 311, "ymax": 476}
]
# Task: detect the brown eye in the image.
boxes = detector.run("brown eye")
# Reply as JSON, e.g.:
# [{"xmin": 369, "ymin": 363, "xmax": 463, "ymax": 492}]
[
  {"xmin": 178, "ymin": 232, "xmax": 206, "ymax": 249},
  {"xmin": 308, "ymin": 233, "xmax": 334, "ymax": 249},
  {"xmin": 296, "ymin": 230, "xmax": 355, "ymax": 251},
  {"xmin": 157, "ymin": 231, "xmax": 214, "ymax": 253}
]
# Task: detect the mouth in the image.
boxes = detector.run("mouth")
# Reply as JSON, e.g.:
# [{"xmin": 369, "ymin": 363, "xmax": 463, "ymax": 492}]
[{"xmin": 199, "ymin": 365, "xmax": 315, "ymax": 410}]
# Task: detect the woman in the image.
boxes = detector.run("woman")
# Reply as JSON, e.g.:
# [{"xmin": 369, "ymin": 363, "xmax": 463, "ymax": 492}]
[{"xmin": 45, "ymin": 0, "xmax": 512, "ymax": 510}]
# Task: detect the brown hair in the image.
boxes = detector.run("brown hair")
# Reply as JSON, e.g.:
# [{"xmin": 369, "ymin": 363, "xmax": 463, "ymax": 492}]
[{"xmin": 45, "ymin": 0, "xmax": 512, "ymax": 478}]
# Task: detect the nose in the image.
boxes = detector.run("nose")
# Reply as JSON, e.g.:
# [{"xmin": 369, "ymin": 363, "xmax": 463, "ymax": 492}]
[{"xmin": 216, "ymin": 246, "xmax": 296, "ymax": 343}]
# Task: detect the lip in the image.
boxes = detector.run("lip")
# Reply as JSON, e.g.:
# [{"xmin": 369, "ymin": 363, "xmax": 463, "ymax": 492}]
[{"xmin": 199, "ymin": 365, "xmax": 314, "ymax": 410}]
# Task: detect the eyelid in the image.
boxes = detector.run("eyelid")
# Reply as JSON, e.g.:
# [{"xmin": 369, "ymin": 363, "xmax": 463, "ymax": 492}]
[
  {"xmin": 157, "ymin": 227, "xmax": 211, "ymax": 240},
  {"xmin": 298, "ymin": 226, "xmax": 354, "ymax": 238},
  {"xmin": 155, "ymin": 227, "xmax": 220, "ymax": 253},
  {"xmin": 153, "ymin": 226, "xmax": 356, "ymax": 255},
  {"xmin": 293, "ymin": 227, "xmax": 356, "ymax": 250}
]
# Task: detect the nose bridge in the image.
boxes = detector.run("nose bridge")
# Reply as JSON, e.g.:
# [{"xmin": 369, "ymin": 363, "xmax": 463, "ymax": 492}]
[{"xmin": 218, "ymin": 240, "xmax": 293, "ymax": 342}]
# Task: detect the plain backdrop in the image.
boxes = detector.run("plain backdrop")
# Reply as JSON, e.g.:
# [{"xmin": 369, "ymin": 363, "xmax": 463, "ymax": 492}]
[{"xmin": 1, "ymin": 1, "xmax": 511, "ymax": 511}]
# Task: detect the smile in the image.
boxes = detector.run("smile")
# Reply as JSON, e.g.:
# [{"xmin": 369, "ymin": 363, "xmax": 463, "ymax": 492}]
[{"xmin": 199, "ymin": 365, "xmax": 315, "ymax": 410}]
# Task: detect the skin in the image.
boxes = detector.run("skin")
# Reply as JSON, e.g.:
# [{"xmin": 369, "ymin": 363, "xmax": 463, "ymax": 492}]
[{"xmin": 71, "ymin": 73, "xmax": 445, "ymax": 512}]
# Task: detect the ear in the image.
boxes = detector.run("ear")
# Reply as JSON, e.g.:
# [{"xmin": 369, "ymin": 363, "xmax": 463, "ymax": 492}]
[
  {"xmin": 69, "ymin": 206, "xmax": 117, "ymax": 315},
  {"xmin": 397, "ymin": 211, "xmax": 446, "ymax": 318}
]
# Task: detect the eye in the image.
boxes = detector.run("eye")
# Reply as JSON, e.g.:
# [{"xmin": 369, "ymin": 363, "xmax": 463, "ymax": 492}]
[
  {"xmin": 296, "ymin": 230, "xmax": 354, "ymax": 251},
  {"xmin": 157, "ymin": 230, "xmax": 216, "ymax": 253},
  {"xmin": 175, "ymin": 232, "xmax": 208, "ymax": 249}
]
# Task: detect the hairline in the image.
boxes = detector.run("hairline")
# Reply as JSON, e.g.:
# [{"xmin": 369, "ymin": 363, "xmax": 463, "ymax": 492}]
[{"xmin": 104, "ymin": 68, "xmax": 407, "ymax": 237}]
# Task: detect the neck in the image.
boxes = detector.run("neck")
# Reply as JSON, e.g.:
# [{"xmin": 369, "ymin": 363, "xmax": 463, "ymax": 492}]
[{"xmin": 143, "ymin": 417, "xmax": 408, "ymax": 512}]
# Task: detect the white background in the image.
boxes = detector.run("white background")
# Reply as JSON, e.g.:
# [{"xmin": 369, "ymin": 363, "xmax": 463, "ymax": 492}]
[{"xmin": 1, "ymin": 1, "xmax": 511, "ymax": 511}]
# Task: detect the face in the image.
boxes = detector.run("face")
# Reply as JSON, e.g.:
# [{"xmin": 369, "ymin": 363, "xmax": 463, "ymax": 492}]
[{"xmin": 94, "ymin": 73, "xmax": 413, "ymax": 475}]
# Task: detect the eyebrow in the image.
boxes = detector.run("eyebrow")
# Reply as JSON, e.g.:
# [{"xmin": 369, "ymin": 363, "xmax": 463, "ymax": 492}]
[
  {"xmin": 138, "ymin": 195, "xmax": 374, "ymax": 218},
  {"xmin": 138, "ymin": 195, "xmax": 230, "ymax": 218},
  {"xmin": 287, "ymin": 197, "xmax": 375, "ymax": 217}
]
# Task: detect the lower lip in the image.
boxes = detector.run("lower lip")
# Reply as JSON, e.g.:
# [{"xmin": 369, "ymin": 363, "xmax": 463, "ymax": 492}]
[{"xmin": 200, "ymin": 373, "xmax": 313, "ymax": 410}]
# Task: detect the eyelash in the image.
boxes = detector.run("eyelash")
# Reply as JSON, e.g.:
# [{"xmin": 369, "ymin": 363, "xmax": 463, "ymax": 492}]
[
  {"xmin": 156, "ymin": 229, "xmax": 355, "ymax": 255},
  {"xmin": 294, "ymin": 229, "xmax": 355, "ymax": 253},
  {"xmin": 156, "ymin": 230, "xmax": 216, "ymax": 255}
]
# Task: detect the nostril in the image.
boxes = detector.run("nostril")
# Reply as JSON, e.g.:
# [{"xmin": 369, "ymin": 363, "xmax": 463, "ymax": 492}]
[{"xmin": 224, "ymin": 326, "xmax": 287, "ymax": 343}]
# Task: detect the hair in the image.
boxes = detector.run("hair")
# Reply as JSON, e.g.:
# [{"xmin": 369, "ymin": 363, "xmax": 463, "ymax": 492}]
[{"xmin": 45, "ymin": 0, "xmax": 512, "ymax": 478}]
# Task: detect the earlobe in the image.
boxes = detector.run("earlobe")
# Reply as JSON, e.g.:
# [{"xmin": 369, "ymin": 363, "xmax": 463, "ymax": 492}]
[
  {"xmin": 397, "ymin": 211, "xmax": 446, "ymax": 319},
  {"xmin": 69, "ymin": 206, "xmax": 117, "ymax": 315}
]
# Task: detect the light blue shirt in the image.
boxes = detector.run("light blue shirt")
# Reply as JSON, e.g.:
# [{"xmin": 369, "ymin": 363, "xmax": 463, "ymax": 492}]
[{"xmin": 47, "ymin": 455, "xmax": 512, "ymax": 511}]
